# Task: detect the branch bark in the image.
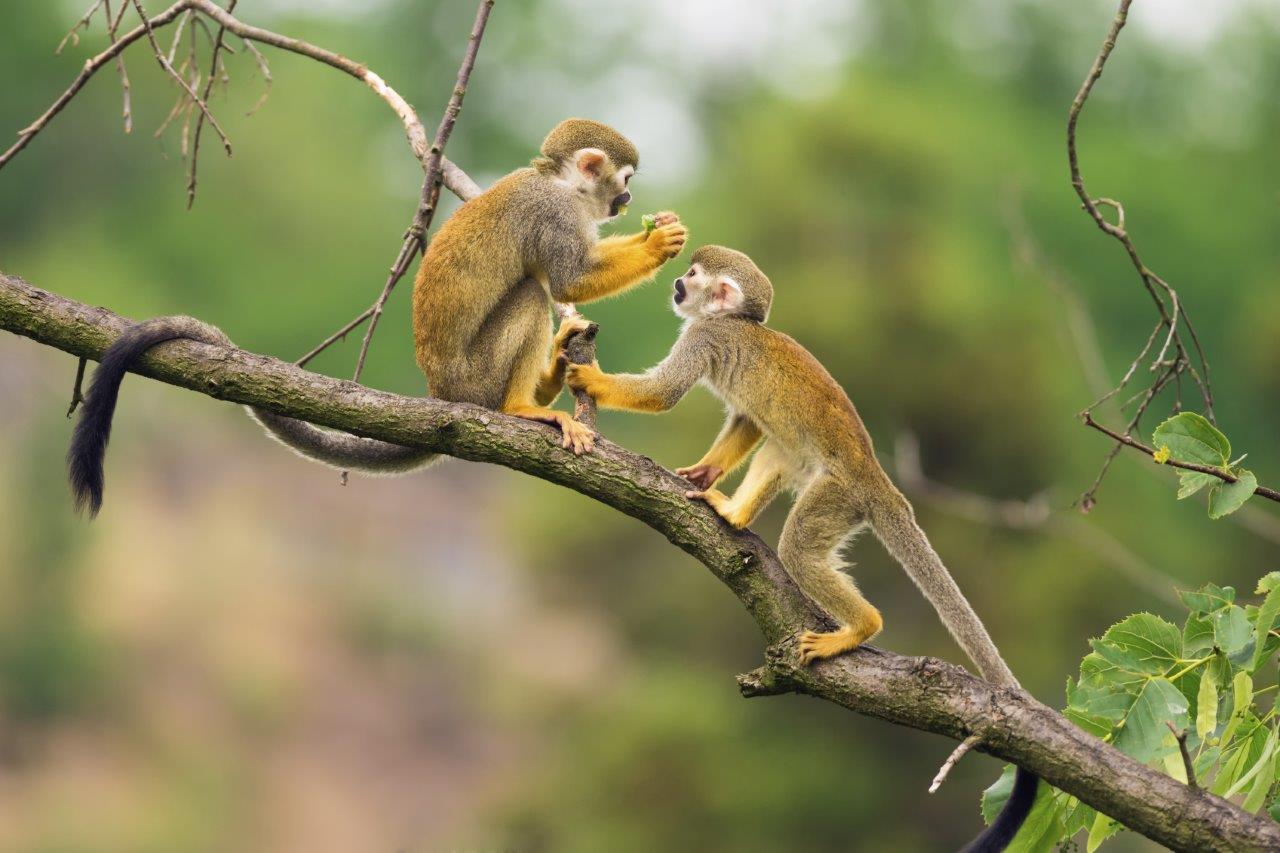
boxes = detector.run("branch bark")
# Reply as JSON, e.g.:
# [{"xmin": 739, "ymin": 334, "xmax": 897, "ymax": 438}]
[{"xmin": 2, "ymin": 272, "xmax": 1277, "ymax": 853}]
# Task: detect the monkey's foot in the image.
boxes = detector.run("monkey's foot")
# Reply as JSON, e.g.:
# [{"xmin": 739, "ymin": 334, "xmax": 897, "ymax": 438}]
[
  {"xmin": 686, "ymin": 488, "xmax": 747, "ymax": 528},
  {"xmin": 508, "ymin": 406, "xmax": 596, "ymax": 455},
  {"xmin": 676, "ymin": 462, "xmax": 723, "ymax": 491},
  {"xmin": 798, "ymin": 616, "xmax": 882, "ymax": 666}
]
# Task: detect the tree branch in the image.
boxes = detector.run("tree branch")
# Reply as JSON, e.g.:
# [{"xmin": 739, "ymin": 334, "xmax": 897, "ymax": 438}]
[{"xmin": 2, "ymin": 272, "xmax": 1277, "ymax": 853}]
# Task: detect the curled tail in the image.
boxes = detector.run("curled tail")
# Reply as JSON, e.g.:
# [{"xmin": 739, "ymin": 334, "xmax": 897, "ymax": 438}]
[
  {"xmin": 68, "ymin": 316, "xmax": 437, "ymax": 517},
  {"xmin": 868, "ymin": 488, "xmax": 1036, "ymax": 852}
]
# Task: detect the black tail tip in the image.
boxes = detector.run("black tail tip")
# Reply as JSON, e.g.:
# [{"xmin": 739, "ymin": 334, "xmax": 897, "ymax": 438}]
[
  {"xmin": 67, "ymin": 448, "xmax": 104, "ymax": 519},
  {"xmin": 960, "ymin": 767, "xmax": 1038, "ymax": 853}
]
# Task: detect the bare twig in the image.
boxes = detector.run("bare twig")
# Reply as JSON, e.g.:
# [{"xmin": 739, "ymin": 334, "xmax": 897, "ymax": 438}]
[
  {"xmin": 1166, "ymin": 722, "xmax": 1197, "ymax": 790},
  {"xmin": 104, "ymin": 0, "xmax": 134, "ymax": 134},
  {"xmin": 65, "ymin": 356, "xmax": 88, "ymax": 417},
  {"xmin": 186, "ymin": 0, "xmax": 238, "ymax": 208},
  {"xmin": 347, "ymin": 0, "xmax": 494, "ymax": 386},
  {"xmin": 6, "ymin": 273, "xmax": 1280, "ymax": 853},
  {"xmin": 930, "ymin": 733, "xmax": 981, "ymax": 794},
  {"xmin": 128, "ymin": 0, "xmax": 232, "ymax": 158},
  {"xmin": 57, "ymin": 0, "xmax": 108, "ymax": 54},
  {"xmin": 3, "ymin": 0, "xmax": 475, "ymax": 201}
]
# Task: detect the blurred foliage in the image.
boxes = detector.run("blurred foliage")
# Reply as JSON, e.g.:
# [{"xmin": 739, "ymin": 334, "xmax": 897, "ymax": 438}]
[{"xmin": 1, "ymin": 0, "xmax": 1279, "ymax": 850}]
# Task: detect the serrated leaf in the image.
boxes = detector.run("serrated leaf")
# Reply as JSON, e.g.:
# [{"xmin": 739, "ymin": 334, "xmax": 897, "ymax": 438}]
[
  {"xmin": 1098, "ymin": 613, "xmax": 1182, "ymax": 674},
  {"xmin": 1152, "ymin": 412, "xmax": 1230, "ymax": 467},
  {"xmin": 1252, "ymin": 587, "xmax": 1280, "ymax": 672},
  {"xmin": 1258, "ymin": 572, "xmax": 1280, "ymax": 595},
  {"xmin": 1196, "ymin": 671, "xmax": 1218, "ymax": 740},
  {"xmin": 1087, "ymin": 811, "xmax": 1121, "ymax": 852},
  {"xmin": 1214, "ymin": 606, "xmax": 1251, "ymax": 655},
  {"xmin": 1062, "ymin": 797, "xmax": 1096, "ymax": 838},
  {"xmin": 1178, "ymin": 583, "xmax": 1235, "ymax": 614},
  {"xmin": 1208, "ymin": 469, "xmax": 1257, "ymax": 519},
  {"xmin": 1183, "ymin": 612, "xmax": 1215, "ymax": 656},
  {"xmin": 1113, "ymin": 677, "xmax": 1189, "ymax": 762},
  {"xmin": 1177, "ymin": 469, "xmax": 1216, "ymax": 499}
]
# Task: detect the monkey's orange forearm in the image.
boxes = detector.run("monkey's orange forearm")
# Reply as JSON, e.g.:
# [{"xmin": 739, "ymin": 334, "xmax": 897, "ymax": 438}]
[
  {"xmin": 582, "ymin": 372, "xmax": 672, "ymax": 413},
  {"xmin": 558, "ymin": 241, "xmax": 667, "ymax": 304}
]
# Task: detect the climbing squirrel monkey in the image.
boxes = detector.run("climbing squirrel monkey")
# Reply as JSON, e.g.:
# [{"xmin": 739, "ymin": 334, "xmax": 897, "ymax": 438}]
[
  {"xmin": 66, "ymin": 119, "xmax": 687, "ymax": 515},
  {"xmin": 566, "ymin": 245, "xmax": 1033, "ymax": 853}
]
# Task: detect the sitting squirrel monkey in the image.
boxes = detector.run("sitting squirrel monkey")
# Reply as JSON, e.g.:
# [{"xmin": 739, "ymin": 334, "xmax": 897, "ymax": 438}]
[
  {"xmin": 566, "ymin": 245, "xmax": 1036, "ymax": 853},
  {"xmin": 67, "ymin": 119, "xmax": 687, "ymax": 515}
]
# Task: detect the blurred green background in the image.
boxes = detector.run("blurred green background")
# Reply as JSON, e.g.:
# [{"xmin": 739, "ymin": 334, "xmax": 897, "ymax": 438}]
[{"xmin": 2, "ymin": 1, "xmax": 1278, "ymax": 850}]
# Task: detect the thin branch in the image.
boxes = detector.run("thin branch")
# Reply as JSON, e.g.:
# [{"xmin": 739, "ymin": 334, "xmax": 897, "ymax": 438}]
[
  {"xmin": 65, "ymin": 356, "xmax": 88, "ymax": 417},
  {"xmin": 128, "ymin": 0, "xmax": 232, "ymax": 157},
  {"xmin": 57, "ymin": 0, "xmax": 108, "ymax": 55},
  {"xmin": 186, "ymin": 0, "xmax": 238, "ymax": 209},
  {"xmin": 3, "ymin": 272, "xmax": 1278, "ymax": 853},
  {"xmin": 1166, "ymin": 722, "xmax": 1197, "ymax": 790},
  {"xmin": 929, "ymin": 733, "xmax": 981, "ymax": 794},
  {"xmin": 1082, "ymin": 413, "xmax": 1280, "ymax": 503},
  {"xmin": 348, "ymin": 0, "xmax": 494, "ymax": 386},
  {"xmin": 1, "ymin": 0, "xmax": 474, "ymax": 200},
  {"xmin": 1066, "ymin": 0, "xmax": 1218, "ymax": 507}
]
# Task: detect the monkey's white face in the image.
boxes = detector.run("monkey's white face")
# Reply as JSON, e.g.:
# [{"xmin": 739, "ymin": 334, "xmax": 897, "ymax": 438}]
[
  {"xmin": 561, "ymin": 148, "xmax": 634, "ymax": 222},
  {"xmin": 672, "ymin": 263, "xmax": 745, "ymax": 320}
]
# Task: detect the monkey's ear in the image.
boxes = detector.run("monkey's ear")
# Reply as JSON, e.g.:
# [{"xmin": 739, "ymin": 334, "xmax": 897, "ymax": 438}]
[
  {"xmin": 574, "ymin": 148, "xmax": 608, "ymax": 180},
  {"xmin": 707, "ymin": 277, "xmax": 745, "ymax": 315}
]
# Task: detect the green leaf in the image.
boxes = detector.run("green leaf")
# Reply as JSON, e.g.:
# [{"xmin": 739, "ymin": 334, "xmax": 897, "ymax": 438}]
[
  {"xmin": 1176, "ymin": 469, "xmax": 1216, "ymax": 499},
  {"xmin": 1151, "ymin": 412, "xmax": 1230, "ymax": 467},
  {"xmin": 1006, "ymin": 783, "xmax": 1064, "ymax": 853},
  {"xmin": 1097, "ymin": 613, "xmax": 1182, "ymax": 675},
  {"xmin": 1258, "ymin": 572, "xmax": 1280, "ymax": 595},
  {"xmin": 1113, "ymin": 677, "xmax": 1189, "ymax": 762},
  {"xmin": 1196, "ymin": 671, "xmax": 1219, "ymax": 740},
  {"xmin": 1178, "ymin": 583, "xmax": 1236, "ymax": 614},
  {"xmin": 1214, "ymin": 606, "xmax": 1251, "ymax": 656},
  {"xmin": 1252, "ymin": 587, "xmax": 1280, "ymax": 672},
  {"xmin": 1208, "ymin": 469, "xmax": 1257, "ymax": 519},
  {"xmin": 1225, "ymin": 728, "xmax": 1278, "ymax": 800},
  {"xmin": 1183, "ymin": 612, "xmax": 1216, "ymax": 656},
  {"xmin": 1268, "ymin": 797, "xmax": 1280, "ymax": 822},
  {"xmin": 1220, "ymin": 672, "xmax": 1254, "ymax": 746},
  {"xmin": 980, "ymin": 764, "xmax": 1016, "ymax": 823},
  {"xmin": 1242, "ymin": 748, "xmax": 1276, "ymax": 813},
  {"xmin": 1087, "ymin": 811, "xmax": 1121, "ymax": 852},
  {"xmin": 1162, "ymin": 730, "xmax": 1188, "ymax": 782}
]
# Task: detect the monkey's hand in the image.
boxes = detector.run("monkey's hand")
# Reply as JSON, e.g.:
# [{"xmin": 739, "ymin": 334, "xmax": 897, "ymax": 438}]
[
  {"xmin": 645, "ymin": 219, "xmax": 688, "ymax": 261},
  {"xmin": 564, "ymin": 361, "xmax": 605, "ymax": 397},
  {"xmin": 676, "ymin": 463, "xmax": 723, "ymax": 491},
  {"xmin": 650, "ymin": 211, "xmax": 680, "ymax": 228},
  {"xmin": 553, "ymin": 315, "xmax": 594, "ymax": 352},
  {"xmin": 686, "ymin": 488, "xmax": 742, "ymax": 527}
]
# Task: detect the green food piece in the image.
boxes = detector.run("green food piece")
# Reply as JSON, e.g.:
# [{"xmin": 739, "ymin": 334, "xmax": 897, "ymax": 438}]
[{"xmin": 642, "ymin": 213, "xmax": 657, "ymax": 233}]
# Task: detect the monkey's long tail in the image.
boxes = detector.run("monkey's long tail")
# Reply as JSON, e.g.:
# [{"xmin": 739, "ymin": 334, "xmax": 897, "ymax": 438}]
[
  {"xmin": 868, "ymin": 489, "xmax": 1037, "ymax": 853},
  {"xmin": 68, "ymin": 316, "xmax": 436, "ymax": 517}
]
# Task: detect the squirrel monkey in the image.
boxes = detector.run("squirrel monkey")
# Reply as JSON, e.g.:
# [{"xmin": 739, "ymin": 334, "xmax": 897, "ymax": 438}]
[
  {"xmin": 67, "ymin": 119, "xmax": 687, "ymax": 515},
  {"xmin": 566, "ymin": 245, "xmax": 1036, "ymax": 853}
]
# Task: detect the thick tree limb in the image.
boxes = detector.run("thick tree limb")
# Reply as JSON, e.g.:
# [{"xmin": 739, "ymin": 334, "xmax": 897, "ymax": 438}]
[{"xmin": 2, "ymin": 272, "xmax": 1277, "ymax": 852}]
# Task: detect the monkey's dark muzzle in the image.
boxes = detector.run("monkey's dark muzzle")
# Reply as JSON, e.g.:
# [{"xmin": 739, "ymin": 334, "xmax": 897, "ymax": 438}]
[
  {"xmin": 673, "ymin": 278, "xmax": 686, "ymax": 304},
  {"xmin": 609, "ymin": 191, "xmax": 632, "ymax": 217}
]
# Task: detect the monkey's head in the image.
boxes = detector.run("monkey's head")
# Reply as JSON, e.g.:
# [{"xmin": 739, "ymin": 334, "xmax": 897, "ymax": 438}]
[
  {"xmin": 673, "ymin": 246, "xmax": 773, "ymax": 323},
  {"xmin": 535, "ymin": 118, "xmax": 639, "ymax": 221}
]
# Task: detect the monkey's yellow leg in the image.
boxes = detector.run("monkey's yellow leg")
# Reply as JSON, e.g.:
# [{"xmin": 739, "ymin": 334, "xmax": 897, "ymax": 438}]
[
  {"xmin": 779, "ymin": 474, "xmax": 883, "ymax": 665},
  {"xmin": 558, "ymin": 222, "xmax": 687, "ymax": 304},
  {"xmin": 688, "ymin": 439, "xmax": 786, "ymax": 529},
  {"xmin": 676, "ymin": 414, "xmax": 763, "ymax": 490}
]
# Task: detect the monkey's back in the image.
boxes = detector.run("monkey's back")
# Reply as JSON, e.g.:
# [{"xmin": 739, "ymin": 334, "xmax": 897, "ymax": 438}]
[
  {"xmin": 701, "ymin": 320, "xmax": 876, "ymax": 473},
  {"xmin": 412, "ymin": 168, "xmax": 586, "ymax": 407}
]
